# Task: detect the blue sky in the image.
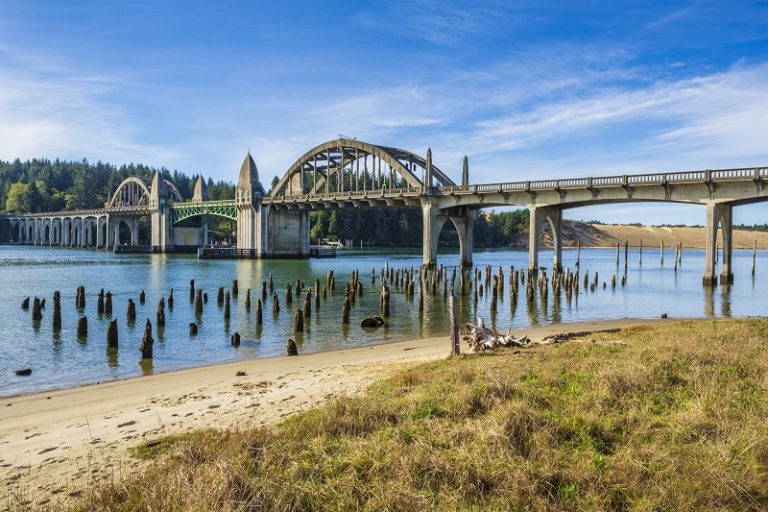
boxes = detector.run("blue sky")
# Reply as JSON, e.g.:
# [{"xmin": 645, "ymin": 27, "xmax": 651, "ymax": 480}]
[{"xmin": 1, "ymin": 1, "xmax": 768, "ymax": 225}]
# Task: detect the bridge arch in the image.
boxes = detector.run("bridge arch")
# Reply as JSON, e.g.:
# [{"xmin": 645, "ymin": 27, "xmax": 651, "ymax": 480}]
[
  {"xmin": 108, "ymin": 176, "xmax": 184, "ymax": 208},
  {"xmin": 271, "ymin": 139, "xmax": 456, "ymax": 197}
]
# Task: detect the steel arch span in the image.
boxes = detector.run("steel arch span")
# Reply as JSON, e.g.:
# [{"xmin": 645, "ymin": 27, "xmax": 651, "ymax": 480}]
[
  {"xmin": 270, "ymin": 138, "xmax": 456, "ymax": 197},
  {"xmin": 108, "ymin": 177, "xmax": 185, "ymax": 208}
]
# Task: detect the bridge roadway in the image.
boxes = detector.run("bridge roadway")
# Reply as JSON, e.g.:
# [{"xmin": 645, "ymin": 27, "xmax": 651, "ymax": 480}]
[{"xmin": 3, "ymin": 137, "xmax": 767, "ymax": 285}]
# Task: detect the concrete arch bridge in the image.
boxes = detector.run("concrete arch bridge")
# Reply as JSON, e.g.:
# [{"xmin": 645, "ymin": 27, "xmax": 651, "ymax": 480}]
[{"xmin": 4, "ymin": 138, "xmax": 768, "ymax": 285}]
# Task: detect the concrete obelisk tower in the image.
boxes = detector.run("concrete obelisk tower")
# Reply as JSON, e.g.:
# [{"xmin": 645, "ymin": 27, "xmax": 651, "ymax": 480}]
[{"xmin": 235, "ymin": 153, "xmax": 264, "ymax": 252}]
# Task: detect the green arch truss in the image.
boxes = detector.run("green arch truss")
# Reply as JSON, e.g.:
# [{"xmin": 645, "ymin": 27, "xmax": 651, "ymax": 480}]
[{"xmin": 170, "ymin": 200, "xmax": 238, "ymax": 224}]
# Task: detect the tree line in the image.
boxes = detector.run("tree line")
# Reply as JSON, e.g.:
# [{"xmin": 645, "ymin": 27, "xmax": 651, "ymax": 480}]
[
  {"xmin": 0, "ymin": 158, "xmax": 235, "ymax": 213},
  {"xmin": 309, "ymin": 209, "xmax": 529, "ymax": 248}
]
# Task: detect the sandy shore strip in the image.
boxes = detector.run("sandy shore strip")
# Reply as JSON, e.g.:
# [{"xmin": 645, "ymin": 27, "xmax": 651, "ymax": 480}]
[{"xmin": 1, "ymin": 317, "xmax": 667, "ymax": 510}]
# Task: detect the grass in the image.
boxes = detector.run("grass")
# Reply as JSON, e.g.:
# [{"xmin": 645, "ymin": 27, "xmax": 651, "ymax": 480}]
[{"xmin": 74, "ymin": 319, "xmax": 768, "ymax": 511}]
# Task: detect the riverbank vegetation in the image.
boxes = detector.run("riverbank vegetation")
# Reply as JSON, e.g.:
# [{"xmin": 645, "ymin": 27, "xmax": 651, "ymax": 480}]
[{"xmin": 75, "ymin": 319, "xmax": 768, "ymax": 511}]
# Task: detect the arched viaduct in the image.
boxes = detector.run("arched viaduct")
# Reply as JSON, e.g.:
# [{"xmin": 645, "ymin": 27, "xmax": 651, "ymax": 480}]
[{"xmin": 4, "ymin": 138, "xmax": 768, "ymax": 285}]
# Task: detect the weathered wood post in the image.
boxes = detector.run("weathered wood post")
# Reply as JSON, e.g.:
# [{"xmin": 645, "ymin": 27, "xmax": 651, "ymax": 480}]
[
  {"xmin": 269, "ymin": 274, "xmax": 274, "ymax": 293},
  {"xmin": 21, "ymin": 297, "xmax": 30, "ymax": 309},
  {"xmin": 77, "ymin": 316, "xmax": 88, "ymax": 337},
  {"xmin": 616, "ymin": 242, "xmax": 620, "ymax": 266},
  {"xmin": 31, "ymin": 297, "xmax": 42, "ymax": 321},
  {"xmin": 156, "ymin": 297, "xmax": 165, "ymax": 327},
  {"xmin": 303, "ymin": 291, "xmax": 311, "ymax": 319},
  {"xmin": 232, "ymin": 279, "xmax": 238, "ymax": 297},
  {"xmin": 660, "ymin": 240, "xmax": 664, "ymax": 266},
  {"xmin": 52, "ymin": 291, "xmax": 61, "ymax": 331},
  {"xmin": 576, "ymin": 240, "xmax": 581, "ymax": 267},
  {"xmin": 189, "ymin": 322, "xmax": 198, "ymax": 335},
  {"xmin": 194, "ymin": 290, "xmax": 203, "ymax": 316},
  {"xmin": 245, "ymin": 289, "xmax": 251, "ymax": 311},
  {"xmin": 341, "ymin": 291, "xmax": 351, "ymax": 324},
  {"xmin": 287, "ymin": 338, "xmax": 298, "ymax": 356},
  {"xmin": 639, "ymin": 239, "xmax": 643, "ymax": 266},
  {"xmin": 127, "ymin": 298, "xmax": 136, "ymax": 321},
  {"xmin": 231, "ymin": 331, "xmax": 241, "ymax": 346},
  {"xmin": 256, "ymin": 299, "xmax": 263, "ymax": 324},
  {"xmin": 139, "ymin": 290, "xmax": 145, "ymax": 304},
  {"xmin": 189, "ymin": 279, "xmax": 195, "ymax": 303},
  {"xmin": 449, "ymin": 294, "xmax": 459, "ymax": 356},
  {"xmin": 217, "ymin": 287, "xmax": 224, "ymax": 305},
  {"xmin": 166, "ymin": 289, "xmax": 173, "ymax": 311},
  {"xmin": 224, "ymin": 291, "xmax": 230, "ymax": 319},
  {"xmin": 285, "ymin": 283, "xmax": 293, "ymax": 305},
  {"xmin": 105, "ymin": 291, "xmax": 113, "ymax": 315},
  {"xmin": 140, "ymin": 319, "xmax": 153, "ymax": 359},
  {"xmin": 752, "ymin": 240, "xmax": 757, "ymax": 276},
  {"xmin": 272, "ymin": 292, "xmax": 280, "ymax": 314},
  {"xmin": 262, "ymin": 281, "xmax": 267, "ymax": 300},
  {"xmin": 76, "ymin": 286, "xmax": 86, "ymax": 309},
  {"xmin": 624, "ymin": 240, "xmax": 628, "ymax": 269},
  {"xmin": 106, "ymin": 319, "xmax": 118, "ymax": 348},
  {"xmin": 97, "ymin": 289, "xmax": 105, "ymax": 314},
  {"xmin": 294, "ymin": 307, "xmax": 304, "ymax": 332}
]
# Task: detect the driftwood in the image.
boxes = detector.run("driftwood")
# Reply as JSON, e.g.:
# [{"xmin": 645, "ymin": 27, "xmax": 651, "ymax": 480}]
[
  {"xmin": 461, "ymin": 318, "xmax": 529, "ymax": 352},
  {"xmin": 540, "ymin": 328, "xmax": 620, "ymax": 343}
]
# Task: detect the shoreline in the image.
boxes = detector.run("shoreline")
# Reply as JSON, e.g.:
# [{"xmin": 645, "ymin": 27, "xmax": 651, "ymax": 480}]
[{"xmin": 1, "ymin": 317, "xmax": 669, "ymax": 510}]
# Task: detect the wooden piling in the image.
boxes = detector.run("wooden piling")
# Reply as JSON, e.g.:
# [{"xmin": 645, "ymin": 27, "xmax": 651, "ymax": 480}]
[
  {"xmin": 105, "ymin": 291, "xmax": 113, "ymax": 314},
  {"xmin": 139, "ymin": 319, "xmax": 153, "ymax": 359},
  {"xmin": 449, "ymin": 294, "xmax": 459, "ymax": 355},
  {"xmin": 272, "ymin": 292, "xmax": 280, "ymax": 314},
  {"xmin": 189, "ymin": 279, "xmax": 195, "ymax": 302},
  {"xmin": 624, "ymin": 240, "xmax": 628, "ymax": 269},
  {"xmin": 166, "ymin": 289, "xmax": 172, "ymax": 311},
  {"xmin": 287, "ymin": 338, "xmax": 298, "ymax": 356},
  {"xmin": 139, "ymin": 290, "xmax": 145, "ymax": 305},
  {"xmin": 639, "ymin": 240, "xmax": 643, "ymax": 266},
  {"xmin": 752, "ymin": 240, "xmax": 757, "ymax": 276},
  {"xmin": 189, "ymin": 322, "xmax": 198, "ymax": 335},
  {"xmin": 127, "ymin": 298, "xmax": 136, "ymax": 321},
  {"xmin": 231, "ymin": 332, "xmax": 241, "ymax": 346},
  {"xmin": 97, "ymin": 289, "xmax": 105, "ymax": 314},
  {"xmin": 194, "ymin": 290, "xmax": 203, "ymax": 315},
  {"xmin": 245, "ymin": 289, "xmax": 251, "ymax": 311},
  {"xmin": 77, "ymin": 316, "xmax": 88, "ymax": 337},
  {"xmin": 217, "ymin": 287, "xmax": 224, "ymax": 305},
  {"xmin": 232, "ymin": 280, "xmax": 238, "ymax": 297},
  {"xmin": 294, "ymin": 307, "xmax": 304, "ymax": 332},
  {"xmin": 224, "ymin": 292, "xmax": 230, "ymax": 319},
  {"xmin": 303, "ymin": 291, "xmax": 311, "ymax": 319},
  {"xmin": 107, "ymin": 319, "xmax": 118, "ymax": 348},
  {"xmin": 256, "ymin": 299, "xmax": 263, "ymax": 324},
  {"xmin": 157, "ymin": 297, "xmax": 166, "ymax": 327},
  {"xmin": 660, "ymin": 240, "xmax": 664, "ymax": 265},
  {"xmin": 576, "ymin": 241, "xmax": 581, "ymax": 267},
  {"xmin": 52, "ymin": 291, "xmax": 61, "ymax": 331},
  {"xmin": 31, "ymin": 297, "xmax": 42, "ymax": 321}
]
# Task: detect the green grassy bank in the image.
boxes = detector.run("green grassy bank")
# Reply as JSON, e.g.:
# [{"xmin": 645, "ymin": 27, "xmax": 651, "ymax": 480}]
[{"xmin": 78, "ymin": 319, "xmax": 768, "ymax": 511}]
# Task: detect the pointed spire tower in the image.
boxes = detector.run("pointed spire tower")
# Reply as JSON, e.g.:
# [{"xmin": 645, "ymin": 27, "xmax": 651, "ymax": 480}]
[
  {"xmin": 236, "ymin": 152, "xmax": 264, "ymax": 205},
  {"xmin": 192, "ymin": 175, "xmax": 209, "ymax": 202},
  {"xmin": 149, "ymin": 171, "xmax": 166, "ymax": 208}
]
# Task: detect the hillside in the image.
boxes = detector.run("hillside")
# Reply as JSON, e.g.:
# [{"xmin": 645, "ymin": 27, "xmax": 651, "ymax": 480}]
[{"xmin": 508, "ymin": 220, "xmax": 768, "ymax": 250}]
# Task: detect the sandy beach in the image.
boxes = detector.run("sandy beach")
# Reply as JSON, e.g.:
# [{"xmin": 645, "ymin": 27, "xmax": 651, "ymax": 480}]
[{"xmin": 1, "ymin": 318, "xmax": 665, "ymax": 510}]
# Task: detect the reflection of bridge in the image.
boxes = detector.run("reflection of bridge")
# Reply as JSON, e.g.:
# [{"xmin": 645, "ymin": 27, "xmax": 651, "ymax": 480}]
[{"xmin": 4, "ymin": 137, "xmax": 768, "ymax": 285}]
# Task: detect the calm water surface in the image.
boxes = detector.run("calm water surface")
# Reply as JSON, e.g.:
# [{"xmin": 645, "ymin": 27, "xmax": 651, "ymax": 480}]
[{"xmin": 0, "ymin": 245, "xmax": 764, "ymax": 396}]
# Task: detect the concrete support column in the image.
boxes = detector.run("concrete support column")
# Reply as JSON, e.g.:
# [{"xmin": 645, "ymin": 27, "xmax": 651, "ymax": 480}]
[
  {"xmin": 703, "ymin": 202, "xmax": 733, "ymax": 285},
  {"xmin": 202, "ymin": 214, "xmax": 209, "ymax": 246},
  {"xmin": 131, "ymin": 217, "xmax": 139, "ymax": 245},
  {"xmin": 96, "ymin": 217, "xmax": 104, "ymax": 248},
  {"xmin": 528, "ymin": 205, "xmax": 563, "ymax": 271},
  {"xmin": 421, "ymin": 198, "xmax": 447, "ymax": 269},
  {"xmin": 450, "ymin": 212, "xmax": 474, "ymax": 268}
]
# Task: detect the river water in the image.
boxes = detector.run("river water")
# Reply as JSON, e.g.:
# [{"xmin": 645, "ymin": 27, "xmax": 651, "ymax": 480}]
[{"xmin": 0, "ymin": 245, "xmax": 764, "ymax": 397}]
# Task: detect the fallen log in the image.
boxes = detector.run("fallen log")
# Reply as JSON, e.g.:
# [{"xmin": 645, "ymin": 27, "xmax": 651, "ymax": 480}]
[{"xmin": 461, "ymin": 319, "xmax": 530, "ymax": 352}]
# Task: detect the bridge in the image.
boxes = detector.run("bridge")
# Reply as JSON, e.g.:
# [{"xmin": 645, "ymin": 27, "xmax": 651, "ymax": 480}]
[{"xmin": 4, "ymin": 137, "xmax": 768, "ymax": 285}]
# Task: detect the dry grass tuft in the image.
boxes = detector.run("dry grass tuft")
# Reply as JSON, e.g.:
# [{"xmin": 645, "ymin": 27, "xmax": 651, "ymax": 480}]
[{"xmin": 68, "ymin": 319, "xmax": 768, "ymax": 511}]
